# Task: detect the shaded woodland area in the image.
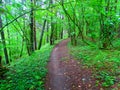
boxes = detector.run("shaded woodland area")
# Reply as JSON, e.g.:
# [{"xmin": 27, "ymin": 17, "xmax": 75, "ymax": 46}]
[{"xmin": 0, "ymin": 0, "xmax": 120, "ymax": 89}]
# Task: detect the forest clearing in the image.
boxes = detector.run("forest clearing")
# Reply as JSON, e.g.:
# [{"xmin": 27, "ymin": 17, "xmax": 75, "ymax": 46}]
[{"xmin": 0, "ymin": 0, "xmax": 120, "ymax": 90}]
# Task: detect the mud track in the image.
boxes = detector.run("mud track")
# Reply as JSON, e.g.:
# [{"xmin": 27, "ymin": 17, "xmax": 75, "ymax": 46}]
[{"xmin": 45, "ymin": 39, "xmax": 100, "ymax": 90}]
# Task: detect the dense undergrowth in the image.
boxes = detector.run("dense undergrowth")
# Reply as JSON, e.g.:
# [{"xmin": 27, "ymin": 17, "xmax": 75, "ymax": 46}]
[
  {"xmin": 69, "ymin": 39, "xmax": 120, "ymax": 88},
  {"xmin": 0, "ymin": 44, "xmax": 53, "ymax": 90}
]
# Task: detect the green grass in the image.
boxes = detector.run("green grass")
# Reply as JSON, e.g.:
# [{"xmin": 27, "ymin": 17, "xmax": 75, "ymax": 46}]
[
  {"xmin": 68, "ymin": 40, "xmax": 120, "ymax": 88},
  {"xmin": 0, "ymin": 44, "xmax": 53, "ymax": 90}
]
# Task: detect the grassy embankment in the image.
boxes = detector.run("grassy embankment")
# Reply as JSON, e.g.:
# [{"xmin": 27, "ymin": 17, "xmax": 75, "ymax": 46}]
[{"xmin": 69, "ymin": 39, "xmax": 120, "ymax": 88}]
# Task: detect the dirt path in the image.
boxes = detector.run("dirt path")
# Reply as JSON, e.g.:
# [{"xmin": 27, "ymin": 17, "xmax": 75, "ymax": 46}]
[{"xmin": 45, "ymin": 39, "xmax": 100, "ymax": 90}]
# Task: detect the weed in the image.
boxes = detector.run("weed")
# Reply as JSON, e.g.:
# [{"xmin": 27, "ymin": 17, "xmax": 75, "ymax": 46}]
[
  {"xmin": 0, "ymin": 44, "xmax": 53, "ymax": 90},
  {"xmin": 69, "ymin": 40, "xmax": 120, "ymax": 88}
]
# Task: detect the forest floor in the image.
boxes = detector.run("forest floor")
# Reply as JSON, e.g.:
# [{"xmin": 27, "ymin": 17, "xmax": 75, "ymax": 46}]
[{"xmin": 45, "ymin": 39, "xmax": 101, "ymax": 90}]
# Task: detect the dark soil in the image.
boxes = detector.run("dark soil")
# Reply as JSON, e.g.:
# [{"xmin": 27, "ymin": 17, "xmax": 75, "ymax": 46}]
[{"xmin": 45, "ymin": 39, "xmax": 101, "ymax": 90}]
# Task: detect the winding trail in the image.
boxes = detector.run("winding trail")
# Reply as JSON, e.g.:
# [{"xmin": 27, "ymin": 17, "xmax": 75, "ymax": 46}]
[{"xmin": 45, "ymin": 39, "xmax": 100, "ymax": 90}]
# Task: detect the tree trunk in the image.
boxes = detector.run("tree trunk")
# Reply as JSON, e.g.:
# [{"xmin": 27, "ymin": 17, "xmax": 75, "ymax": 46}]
[
  {"xmin": 0, "ymin": 16, "xmax": 9, "ymax": 64},
  {"xmin": 0, "ymin": 56, "xmax": 2, "ymax": 67},
  {"xmin": 20, "ymin": 38, "xmax": 24, "ymax": 57},
  {"xmin": 46, "ymin": 21, "xmax": 49, "ymax": 43},
  {"xmin": 30, "ymin": 3, "xmax": 34, "ymax": 52},
  {"xmin": 60, "ymin": 15, "xmax": 64, "ymax": 39},
  {"xmin": 5, "ymin": 14, "xmax": 12, "ymax": 62},
  {"xmin": 50, "ymin": 22, "xmax": 54, "ymax": 45},
  {"xmin": 0, "ymin": 40, "xmax": 2, "ymax": 67},
  {"xmin": 50, "ymin": 0, "xmax": 54, "ymax": 45},
  {"xmin": 99, "ymin": 0, "xmax": 113, "ymax": 49},
  {"xmin": 30, "ymin": 0, "xmax": 36, "ymax": 53},
  {"xmin": 33, "ymin": 0, "xmax": 37, "ymax": 50},
  {"xmin": 38, "ymin": 19, "xmax": 47, "ymax": 49}
]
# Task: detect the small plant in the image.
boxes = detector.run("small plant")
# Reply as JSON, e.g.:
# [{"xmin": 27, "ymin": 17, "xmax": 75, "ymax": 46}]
[
  {"xmin": 102, "ymin": 76, "xmax": 115, "ymax": 87},
  {"xmin": 118, "ymin": 83, "xmax": 120, "ymax": 88},
  {"xmin": 69, "ymin": 39, "xmax": 120, "ymax": 88},
  {"xmin": 0, "ymin": 45, "xmax": 53, "ymax": 90},
  {"xmin": 95, "ymin": 80, "xmax": 99, "ymax": 86},
  {"xmin": 98, "ymin": 71, "xmax": 115, "ymax": 87}
]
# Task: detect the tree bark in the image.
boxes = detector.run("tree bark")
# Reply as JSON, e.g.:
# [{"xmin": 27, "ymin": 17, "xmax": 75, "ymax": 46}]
[
  {"xmin": 0, "ymin": 56, "xmax": 2, "ymax": 67},
  {"xmin": 0, "ymin": 16, "xmax": 9, "ymax": 64},
  {"xmin": 30, "ymin": 0, "xmax": 36, "ymax": 53},
  {"xmin": 46, "ymin": 21, "xmax": 49, "ymax": 43},
  {"xmin": 50, "ymin": 0, "xmax": 54, "ymax": 45},
  {"xmin": 60, "ymin": 15, "xmax": 64, "ymax": 39},
  {"xmin": 33, "ymin": 0, "xmax": 37, "ymax": 50},
  {"xmin": 38, "ymin": 19, "xmax": 47, "ymax": 49}
]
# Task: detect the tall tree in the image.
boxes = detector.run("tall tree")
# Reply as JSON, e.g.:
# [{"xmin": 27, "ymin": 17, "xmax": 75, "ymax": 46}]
[
  {"xmin": 0, "ymin": 17, "xmax": 9, "ymax": 64},
  {"xmin": 38, "ymin": 19, "xmax": 47, "ymax": 49},
  {"xmin": 50, "ymin": 0, "xmax": 55, "ymax": 45},
  {"xmin": 0, "ymin": 0, "xmax": 9, "ymax": 64},
  {"xmin": 30, "ymin": 0, "xmax": 36, "ymax": 53}
]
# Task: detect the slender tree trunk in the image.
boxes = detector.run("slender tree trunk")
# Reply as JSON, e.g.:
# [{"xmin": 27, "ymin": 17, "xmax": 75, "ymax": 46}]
[
  {"xmin": 60, "ymin": 16, "xmax": 64, "ymax": 39},
  {"xmin": 30, "ymin": 0, "xmax": 36, "ymax": 53},
  {"xmin": 54, "ymin": 22, "xmax": 57, "ymax": 40},
  {"xmin": 38, "ymin": 19, "xmax": 47, "ymax": 49},
  {"xmin": 30, "ymin": 9, "xmax": 34, "ymax": 52},
  {"xmin": 46, "ymin": 21, "xmax": 49, "ymax": 43},
  {"xmin": 68, "ymin": 18, "xmax": 73, "ymax": 45},
  {"xmin": 5, "ymin": 14, "xmax": 12, "ymax": 62},
  {"xmin": 99, "ymin": 0, "xmax": 112, "ymax": 49},
  {"xmin": 20, "ymin": 38, "xmax": 24, "ymax": 57},
  {"xmin": 50, "ymin": 22, "xmax": 54, "ymax": 45},
  {"xmin": 73, "ymin": 7, "xmax": 77, "ymax": 46},
  {"xmin": 0, "ymin": 40, "xmax": 2, "ymax": 67},
  {"xmin": 60, "ymin": 29, "xmax": 63, "ymax": 39},
  {"xmin": 50, "ymin": 0, "xmax": 54, "ymax": 45},
  {"xmin": 0, "ymin": 55, "xmax": 2, "ymax": 67},
  {"xmin": 19, "ymin": 16, "xmax": 25, "ymax": 57},
  {"xmin": 21, "ymin": 0, "xmax": 31, "ymax": 56},
  {"xmin": 0, "ymin": 16, "xmax": 9, "ymax": 64},
  {"xmin": 33, "ymin": 0, "xmax": 37, "ymax": 50}
]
